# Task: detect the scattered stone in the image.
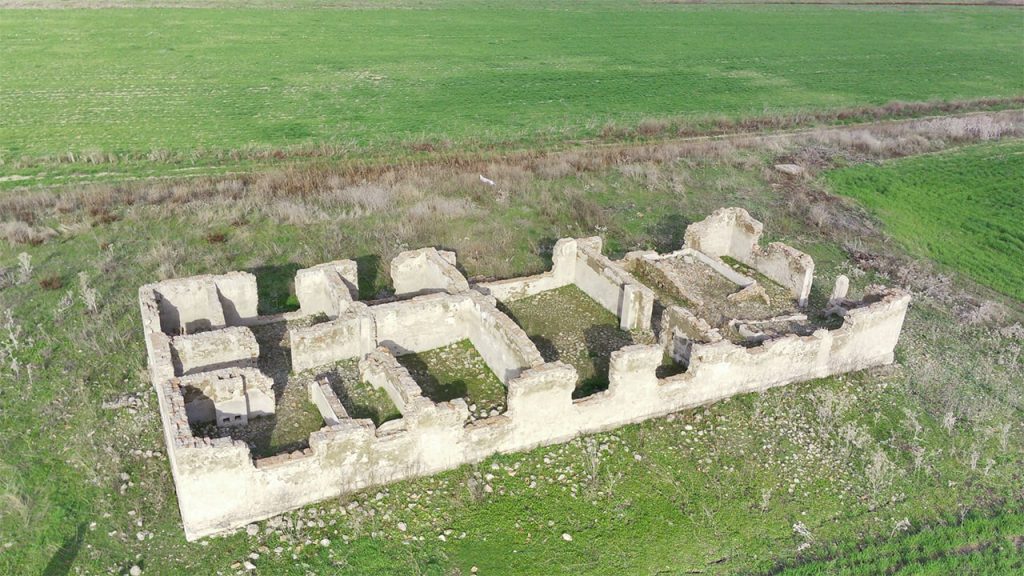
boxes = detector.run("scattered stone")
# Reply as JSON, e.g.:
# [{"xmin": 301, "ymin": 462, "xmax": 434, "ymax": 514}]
[
  {"xmin": 562, "ymin": 533, "xmax": 573, "ymax": 542},
  {"xmin": 397, "ymin": 522, "xmax": 407, "ymax": 532},
  {"xmin": 246, "ymin": 524, "xmax": 259, "ymax": 537},
  {"xmin": 102, "ymin": 394, "xmax": 142, "ymax": 410},
  {"xmin": 727, "ymin": 282, "xmax": 770, "ymax": 306},
  {"xmin": 319, "ymin": 538, "xmax": 331, "ymax": 547},
  {"xmin": 129, "ymin": 566, "xmax": 142, "ymax": 576},
  {"xmin": 774, "ymin": 163, "xmax": 805, "ymax": 176}
]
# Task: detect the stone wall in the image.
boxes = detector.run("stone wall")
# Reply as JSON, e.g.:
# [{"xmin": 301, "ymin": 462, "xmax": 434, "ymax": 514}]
[
  {"xmin": 147, "ymin": 272, "xmax": 259, "ymax": 335},
  {"xmin": 291, "ymin": 290, "xmax": 541, "ymax": 384}
]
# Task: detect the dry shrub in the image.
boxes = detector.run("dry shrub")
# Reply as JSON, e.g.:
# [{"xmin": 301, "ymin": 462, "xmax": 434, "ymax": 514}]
[
  {"xmin": 407, "ymin": 197, "xmax": 480, "ymax": 221},
  {"xmin": 39, "ymin": 275, "xmax": 62, "ymax": 290},
  {"xmin": 215, "ymin": 178, "xmax": 245, "ymax": 197},
  {"xmin": 617, "ymin": 162, "xmax": 661, "ymax": 190},
  {"xmin": 265, "ymin": 200, "xmax": 327, "ymax": 225},
  {"xmin": 531, "ymin": 156, "xmax": 576, "ymax": 180},
  {"xmin": 325, "ymin": 183, "xmax": 395, "ymax": 214},
  {"xmin": 205, "ymin": 231, "xmax": 228, "ymax": 244},
  {"xmin": 0, "ymin": 220, "xmax": 58, "ymax": 246},
  {"xmin": 637, "ymin": 118, "xmax": 669, "ymax": 137},
  {"xmin": 143, "ymin": 242, "xmax": 183, "ymax": 280},
  {"xmin": 483, "ymin": 163, "xmax": 532, "ymax": 187},
  {"xmin": 566, "ymin": 191, "xmax": 609, "ymax": 233},
  {"xmin": 0, "ymin": 190, "xmax": 56, "ymax": 223}
]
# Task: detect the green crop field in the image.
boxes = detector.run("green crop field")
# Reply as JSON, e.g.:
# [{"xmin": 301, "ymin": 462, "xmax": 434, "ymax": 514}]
[
  {"xmin": 1, "ymin": 1, "xmax": 1022, "ymax": 176},
  {"xmin": 827, "ymin": 141, "xmax": 1024, "ymax": 300}
]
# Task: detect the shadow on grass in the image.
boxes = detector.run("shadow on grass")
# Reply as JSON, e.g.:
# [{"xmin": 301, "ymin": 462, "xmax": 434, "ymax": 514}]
[
  {"xmin": 42, "ymin": 523, "xmax": 86, "ymax": 576},
  {"xmin": 397, "ymin": 353, "xmax": 468, "ymax": 404},
  {"xmin": 650, "ymin": 211, "xmax": 692, "ymax": 253},
  {"xmin": 249, "ymin": 263, "xmax": 302, "ymax": 315},
  {"xmin": 354, "ymin": 254, "xmax": 385, "ymax": 300}
]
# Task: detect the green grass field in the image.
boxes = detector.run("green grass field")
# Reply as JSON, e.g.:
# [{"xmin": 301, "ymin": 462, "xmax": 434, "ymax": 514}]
[
  {"xmin": 1, "ymin": 2, "xmax": 1022, "ymax": 173},
  {"xmin": 827, "ymin": 141, "xmax": 1024, "ymax": 300}
]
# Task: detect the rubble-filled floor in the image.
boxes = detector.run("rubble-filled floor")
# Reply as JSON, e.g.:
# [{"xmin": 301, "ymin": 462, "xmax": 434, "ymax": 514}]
[
  {"xmin": 630, "ymin": 255, "xmax": 818, "ymax": 344},
  {"xmin": 396, "ymin": 339, "xmax": 507, "ymax": 420},
  {"xmin": 501, "ymin": 285, "xmax": 656, "ymax": 398}
]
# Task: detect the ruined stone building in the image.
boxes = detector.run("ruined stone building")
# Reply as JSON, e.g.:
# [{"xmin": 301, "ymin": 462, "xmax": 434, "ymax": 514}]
[{"xmin": 138, "ymin": 208, "xmax": 911, "ymax": 540}]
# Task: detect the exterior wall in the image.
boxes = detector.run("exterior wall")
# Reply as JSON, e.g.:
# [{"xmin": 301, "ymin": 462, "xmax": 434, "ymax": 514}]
[
  {"xmin": 294, "ymin": 260, "xmax": 358, "ymax": 318},
  {"xmin": 683, "ymin": 207, "xmax": 814, "ymax": 307},
  {"xmin": 390, "ymin": 248, "xmax": 470, "ymax": 297}
]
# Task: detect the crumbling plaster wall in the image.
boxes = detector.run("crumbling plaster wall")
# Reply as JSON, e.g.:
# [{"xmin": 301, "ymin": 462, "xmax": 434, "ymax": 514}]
[
  {"xmin": 150, "ymin": 272, "xmax": 259, "ymax": 334},
  {"xmin": 170, "ymin": 326, "xmax": 259, "ymax": 376},
  {"xmin": 683, "ymin": 207, "xmax": 814, "ymax": 306}
]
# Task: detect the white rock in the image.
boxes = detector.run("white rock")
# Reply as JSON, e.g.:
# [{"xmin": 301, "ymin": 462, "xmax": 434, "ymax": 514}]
[
  {"xmin": 243, "ymin": 561, "xmax": 256, "ymax": 571},
  {"xmin": 397, "ymin": 522, "xmax": 407, "ymax": 532},
  {"xmin": 774, "ymin": 163, "xmax": 805, "ymax": 176},
  {"xmin": 562, "ymin": 533, "xmax": 573, "ymax": 542},
  {"xmin": 319, "ymin": 538, "xmax": 331, "ymax": 547},
  {"xmin": 246, "ymin": 524, "xmax": 259, "ymax": 536},
  {"xmin": 129, "ymin": 566, "xmax": 142, "ymax": 576}
]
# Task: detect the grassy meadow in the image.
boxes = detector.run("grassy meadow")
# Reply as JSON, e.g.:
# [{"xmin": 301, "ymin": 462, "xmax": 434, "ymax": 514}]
[
  {"xmin": 827, "ymin": 141, "xmax": 1024, "ymax": 300},
  {"xmin": 1, "ymin": 2, "xmax": 1022, "ymax": 180}
]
